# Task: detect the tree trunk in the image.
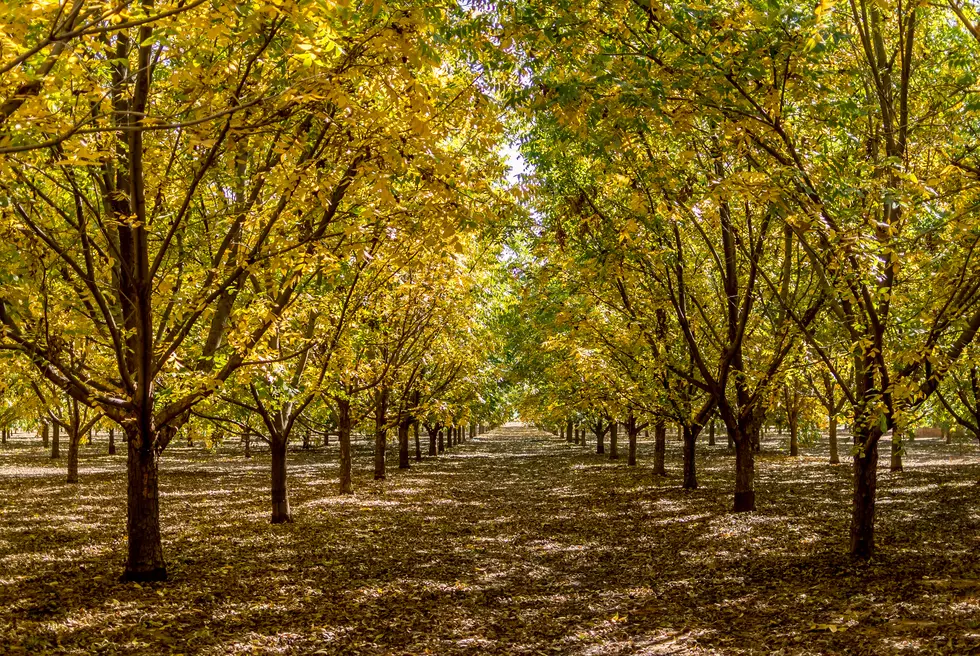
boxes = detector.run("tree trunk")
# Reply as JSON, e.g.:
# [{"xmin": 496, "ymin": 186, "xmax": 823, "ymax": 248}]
[
  {"xmin": 51, "ymin": 422, "xmax": 60, "ymax": 459},
  {"xmin": 609, "ymin": 421, "xmax": 619, "ymax": 460},
  {"xmin": 270, "ymin": 437, "xmax": 292, "ymax": 523},
  {"xmin": 945, "ymin": 425, "xmax": 952, "ymax": 444},
  {"xmin": 727, "ymin": 429, "xmax": 734, "ymax": 449},
  {"xmin": 398, "ymin": 419, "xmax": 410, "ymax": 469},
  {"xmin": 708, "ymin": 419, "xmax": 715, "ymax": 446},
  {"xmin": 596, "ymin": 422, "xmax": 605, "ymax": 455},
  {"xmin": 42, "ymin": 422, "xmax": 49, "ymax": 449},
  {"xmin": 374, "ymin": 388, "xmax": 389, "ymax": 480},
  {"xmin": 850, "ymin": 436, "xmax": 879, "ymax": 559},
  {"xmin": 627, "ymin": 428, "xmax": 638, "ymax": 467},
  {"xmin": 438, "ymin": 427, "xmax": 445, "ymax": 453},
  {"xmin": 187, "ymin": 430, "xmax": 193, "ymax": 446},
  {"xmin": 682, "ymin": 425, "xmax": 698, "ymax": 490},
  {"xmin": 574, "ymin": 427, "xmax": 580, "ymax": 445},
  {"xmin": 653, "ymin": 420, "xmax": 666, "ymax": 476},
  {"xmin": 789, "ymin": 411, "xmax": 799, "ymax": 457},
  {"xmin": 67, "ymin": 428, "xmax": 80, "ymax": 484},
  {"xmin": 829, "ymin": 415, "xmax": 839, "ymax": 464},
  {"xmin": 123, "ymin": 428, "xmax": 166, "ymax": 581},
  {"xmin": 733, "ymin": 434, "xmax": 755, "ymax": 512},
  {"xmin": 427, "ymin": 425, "xmax": 437, "ymax": 456},
  {"xmin": 338, "ymin": 398, "xmax": 353, "ymax": 495},
  {"xmin": 890, "ymin": 431, "xmax": 903, "ymax": 472},
  {"xmin": 108, "ymin": 427, "xmax": 116, "ymax": 455},
  {"xmin": 303, "ymin": 429, "xmax": 310, "ymax": 450},
  {"xmin": 565, "ymin": 419, "xmax": 573, "ymax": 443},
  {"xmin": 414, "ymin": 421, "xmax": 422, "ymax": 462}
]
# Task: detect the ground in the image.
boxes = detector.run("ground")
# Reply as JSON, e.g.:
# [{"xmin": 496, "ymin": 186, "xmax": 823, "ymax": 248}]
[{"xmin": 1, "ymin": 426, "xmax": 979, "ymax": 655}]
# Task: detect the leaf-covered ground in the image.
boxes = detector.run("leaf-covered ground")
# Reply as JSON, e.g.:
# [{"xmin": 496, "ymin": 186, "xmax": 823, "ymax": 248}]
[{"xmin": 1, "ymin": 425, "xmax": 979, "ymax": 655}]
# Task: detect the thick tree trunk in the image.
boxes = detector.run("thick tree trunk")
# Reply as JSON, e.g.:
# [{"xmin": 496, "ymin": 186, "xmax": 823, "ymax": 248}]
[
  {"xmin": 338, "ymin": 398, "xmax": 353, "ymax": 495},
  {"xmin": 108, "ymin": 427, "xmax": 116, "ymax": 455},
  {"xmin": 42, "ymin": 422, "xmax": 49, "ymax": 449},
  {"xmin": 399, "ymin": 419, "xmax": 410, "ymax": 469},
  {"xmin": 733, "ymin": 435, "xmax": 755, "ymax": 512},
  {"xmin": 574, "ymin": 427, "xmax": 580, "ymax": 445},
  {"xmin": 682, "ymin": 425, "xmax": 698, "ymax": 489},
  {"xmin": 438, "ymin": 427, "xmax": 445, "ymax": 453},
  {"xmin": 829, "ymin": 416, "xmax": 839, "ymax": 464},
  {"xmin": 51, "ymin": 422, "xmax": 60, "ymax": 459},
  {"xmin": 609, "ymin": 422, "xmax": 619, "ymax": 460},
  {"xmin": 414, "ymin": 421, "xmax": 422, "ymax": 462},
  {"xmin": 653, "ymin": 420, "xmax": 666, "ymax": 476},
  {"xmin": 789, "ymin": 412, "xmax": 799, "ymax": 457},
  {"xmin": 708, "ymin": 419, "xmax": 715, "ymax": 446},
  {"xmin": 427, "ymin": 425, "xmax": 437, "ymax": 456},
  {"xmin": 123, "ymin": 428, "xmax": 166, "ymax": 581},
  {"xmin": 850, "ymin": 436, "xmax": 879, "ymax": 559},
  {"xmin": 596, "ymin": 423, "xmax": 605, "ymax": 455},
  {"xmin": 628, "ymin": 429, "xmax": 638, "ymax": 466},
  {"xmin": 67, "ymin": 429, "xmax": 80, "ymax": 484},
  {"xmin": 727, "ymin": 429, "xmax": 734, "ymax": 449},
  {"xmin": 270, "ymin": 437, "xmax": 292, "ymax": 523},
  {"xmin": 945, "ymin": 426, "xmax": 952, "ymax": 444}
]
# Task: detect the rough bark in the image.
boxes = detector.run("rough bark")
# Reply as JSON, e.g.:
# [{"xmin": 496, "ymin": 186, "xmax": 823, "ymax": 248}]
[
  {"xmin": 123, "ymin": 427, "xmax": 166, "ymax": 581},
  {"xmin": 51, "ymin": 422, "xmax": 60, "ymax": 459},
  {"xmin": 850, "ymin": 436, "xmax": 879, "ymax": 559},
  {"xmin": 66, "ymin": 428, "xmax": 80, "ymax": 484},
  {"xmin": 682, "ymin": 425, "xmax": 698, "ymax": 490},
  {"xmin": 653, "ymin": 420, "xmax": 666, "ymax": 476},
  {"xmin": 270, "ymin": 437, "xmax": 292, "ymax": 523},
  {"xmin": 398, "ymin": 419, "xmax": 410, "ymax": 469}
]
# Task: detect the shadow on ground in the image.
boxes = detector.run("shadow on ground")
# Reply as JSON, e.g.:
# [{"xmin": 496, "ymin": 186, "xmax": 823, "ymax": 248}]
[{"xmin": 1, "ymin": 426, "xmax": 978, "ymax": 654}]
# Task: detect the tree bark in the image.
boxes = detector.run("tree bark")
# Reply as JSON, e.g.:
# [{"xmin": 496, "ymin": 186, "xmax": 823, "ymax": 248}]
[
  {"xmin": 627, "ymin": 413, "xmax": 639, "ymax": 467},
  {"xmin": 574, "ymin": 427, "xmax": 580, "ymax": 445},
  {"xmin": 789, "ymin": 410, "xmax": 799, "ymax": 457},
  {"xmin": 42, "ymin": 422, "xmax": 49, "ymax": 449},
  {"xmin": 67, "ymin": 428, "xmax": 80, "ymax": 484},
  {"xmin": 374, "ymin": 388, "xmax": 389, "ymax": 480},
  {"xmin": 108, "ymin": 427, "xmax": 116, "ymax": 455},
  {"xmin": 565, "ymin": 418, "xmax": 573, "ymax": 443},
  {"xmin": 338, "ymin": 398, "xmax": 353, "ymax": 495},
  {"xmin": 596, "ymin": 421, "xmax": 605, "ymax": 455},
  {"xmin": 398, "ymin": 419, "xmax": 410, "ymax": 469},
  {"xmin": 733, "ymin": 433, "xmax": 755, "ymax": 512},
  {"xmin": 123, "ymin": 427, "xmax": 166, "ymax": 581},
  {"xmin": 708, "ymin": 419, "xmax": 715, "ymax": 446},
  {"xmin": 414, "ymin": 421, "xmax": 422, "ymax": 462},
  {"xmin": 51, "ymin": 422, "xmax": 60, "ymax": 459},
  {"xmin": 850, "ymin": 436, "xmax": 879, "ymax": 559},
  {"xmin": 829, "ymin": 416, "xmax": 840, "ymax": 464},
  {"xmin": 427, "ymin": 425, "xmax": 437, "ymax": 456},
  {"xmin": 682, "ymin": 425, "xmax": 698, "ymax": 489},
  {"xmin": 270, "ymin": 437, "xmax": 292, "ymax": 523},
  {"xmin": 609, "ymin": 421, "xmax": 619, "ymax": 460},
  {"xmin": 653, "ymin": 420, "xmax": 666, "ymax": 476},
  {"xmin": 438, "ymin": 427, "xmax": 445, "ymax": 453}
]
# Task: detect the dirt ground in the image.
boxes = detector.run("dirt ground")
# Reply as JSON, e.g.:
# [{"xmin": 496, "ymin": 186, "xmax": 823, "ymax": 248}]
[{"xmin": 1, "ymin": 425, "xmax": 978, "ymax": 655}]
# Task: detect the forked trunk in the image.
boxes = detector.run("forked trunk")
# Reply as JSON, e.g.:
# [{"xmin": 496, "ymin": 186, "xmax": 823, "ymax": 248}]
[
  {"xmin": 653, "ymin": 421, "xmax": 666, "ymax": 476},
  {"xmin": 123, "ymin": 426, "xmax": 166, "ymax": 581},
  {"xmin": 733, "ymin": 434, "xmax": 755, "ymax": 512},
  {"xmin": 828, "ymin": 416, "xmax": 839, "ymax": 464},
  {"xmin": 608, "ymin": 422, "xmax": 619, "ymax": 460},
  {"xmin": 682, "ymin": 425, "xmax": 698, "ymax": 490},
  {"xmin": 850, "ymin": 434, "xmax": 879, "ymax": 559},
  {"xmin": 338, "ymin": 398, "xmax": 353, "ymax": 495},
  {"xmin": 270, "ymin": 437, "xmax": 292, "ymax": 523}
]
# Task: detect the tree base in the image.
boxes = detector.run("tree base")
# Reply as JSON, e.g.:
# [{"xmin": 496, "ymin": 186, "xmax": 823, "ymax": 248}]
[
  {"xmin": 121, "ymin": 566, "xmax": 168, "ymax": 582},
  {"xmin": 733, "ymin": 490, "xmax": 755, "ymax": 512},
  {"xmin": 271, "ymin": 514, "xmax": 293, "ymax": 524}
]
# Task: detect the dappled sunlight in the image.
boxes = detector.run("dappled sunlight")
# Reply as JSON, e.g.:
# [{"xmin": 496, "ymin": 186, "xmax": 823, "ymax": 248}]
[{"xmin": 1, "ymin": 427, "xmax": 978, "ymax": 654}]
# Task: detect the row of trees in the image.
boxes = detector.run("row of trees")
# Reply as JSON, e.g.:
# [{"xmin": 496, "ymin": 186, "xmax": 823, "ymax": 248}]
[
  {"xmin": 0, "ymin": 0, "xmax": 514, "ymax": 580},
  {"xmin": 500, "ymin": 0, "xmax": 980, "ymax": 559}
]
